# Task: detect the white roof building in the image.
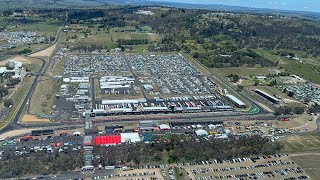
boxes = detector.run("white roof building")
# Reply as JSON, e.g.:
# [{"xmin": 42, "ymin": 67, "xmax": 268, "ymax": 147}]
[
  {"xmin": 120, "ymin": 133, "xmax": 141, "ymax": 143},
  {"xmin": 102, "ymin": 99, "xmax": 139, "ymax": 105}
]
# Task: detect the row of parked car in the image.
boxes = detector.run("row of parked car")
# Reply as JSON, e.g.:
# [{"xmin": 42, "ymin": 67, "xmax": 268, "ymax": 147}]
[
  {"xmin": 178, "ymin": 154, "xmax": 290, "ymax": 168},
  {"xmin": 93, "ymin": 171, "xmax": 159, "ymax": 180},
  {"xmin": 195, "ymin": 168, "xmax": 307, "ymax": 180},
  {"xmin": 192, "ymin": 160, "xmax": 296, "ymax": 174}
]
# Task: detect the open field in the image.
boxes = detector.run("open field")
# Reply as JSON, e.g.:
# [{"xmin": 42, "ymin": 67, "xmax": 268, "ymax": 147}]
[
  {"xmin": 0, "ymin": 128, "xmax": 38, "ymax": 139},
  {"xmin": 281, "ymin": 133, "xmax": 320, "ymax": 154},
  {"xmin": 273, "ymin": 114, "xmax": 314, "ymax": 129},
  {"xmin": 0, "ymin": 55, "xmax": 32, "ymax": 65},
  {"xmin": 291, "ymin": 154, "xmax": 320, "ymax": 180},
  {"xmin": 60, "ymin": 24, "xmax": 160, "ymax": 51},
  {"xmin": 214, "ymin": 67, "xmax": 274, "ymax": 77},
  {"xmin": 254, "ymin": 48, "xmax": 320, "ymax": 84},
  {"xmin": 29, "ymin": 44, "xmax": 56, "ymax": 57},
  {"xmin": 7, "ymin": 21, "xmax": 61, "ymax": 37},
  {"xmin": 29, "ymin": 78, "xmax": 61, "ymax": 116},
  {"xmin": 281, "ymin": 59, "xmax": 320, "ymax": 84}
]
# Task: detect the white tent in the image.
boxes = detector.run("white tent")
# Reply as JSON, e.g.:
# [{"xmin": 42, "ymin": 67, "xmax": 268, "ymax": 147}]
[
  {"xmin": 159, "ymin": 124, "xmax": 171, "ymax": 130},
  {"xmin": 120, "ymin": 133, "xmax": 141, "ymax": 143},
  {"xmin": 195, "ymin": 129, "xmax": 208, "ymax": 136}
]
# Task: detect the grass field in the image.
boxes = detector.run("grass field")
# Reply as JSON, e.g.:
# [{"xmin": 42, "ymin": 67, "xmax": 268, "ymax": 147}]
[
  {"xmin": 52, "ymin": 56, "xmax": 66, "ymax": 76},
  {"xmin": 29, "ymin": 78, "xmax": 61, "ymax": 116},
  {"xmin": 281, "ymin": 133, "xmax": 320, "ymax": 180},
  {"xmin": 60, "ymin": 25, "xmax": 160, "ymax": 51},
  {"xmin": 281, "ymin": 59, "xmax": 320, "ymax": 84},
  {"xmin": 21, "ymin": 114, "xmax": 51, "ymax": 124},
  {"xmin": 291, "ymin": 154, "xmax": 320, "ymax": 179},
  {"xmin": 254, "ymin": 48, "xmax": 320, "ymax": 84},
  {"xmin": 0, "ymin": 76, "xmax": 33, "ymax": 129},
  {"xmin": 7, "ymin": 20, "xmax": 61, "ymax": 37},
  {"xmin": 214, "ymin": 67, "xmax": 273, "ymax": 77},
  {"xmin": 281, "ymin": 133, "xmax": 320, "ymax": 154}
]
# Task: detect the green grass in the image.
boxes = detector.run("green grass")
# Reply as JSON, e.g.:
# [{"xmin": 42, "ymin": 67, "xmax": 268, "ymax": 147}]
[
  {"xmin": 60, "ymin": 25, "xmax": 160, "ymax": 52},
  {"xmin": 282, "ymin": 134, "xmax": 320, "ymax": 154},
  {"xmin": 214, "ymin": 67, "xmax": 273, "ymax": 77},
  {"xmin": 24, "ymin": 63, "xmax": 40, "ymax": 73},
  {"xmin": 30, "ymin": 78, "xmax": 61, "ymax": 116},
  {"xmin": 254, "ymin": 48, "xmax": 320, "ymax": 84},
  {"xmin": 291, "ymin": 154, "xmax": 320, "ymax": 180},
  {"xmin": 7, "ymin": 20, "xmax": 61, "ymax": 36},
  {"xmin": 52, "ymin": 57, "xmax": 66, "ymax": 76},
  {"xmin": 281, "ymin": 59, "xmax": 320, "ymax": 84},
  {"xmin": 0, "ymin": 76, "xmax": 33, "ymax": 129}
]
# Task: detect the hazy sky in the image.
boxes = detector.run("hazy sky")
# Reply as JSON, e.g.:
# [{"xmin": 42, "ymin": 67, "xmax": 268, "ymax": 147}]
[{"xmin": 157, "ymin": 0, "xmax": 320, "ymax": 12}]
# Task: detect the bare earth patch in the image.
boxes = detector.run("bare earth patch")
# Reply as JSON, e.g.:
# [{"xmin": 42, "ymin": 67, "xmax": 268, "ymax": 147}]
[
  {"xmin": 21, "ymin": 114, "xmax": 51, "ymax": 124},
  {"xmin": 0, "ymin": 56, "xmax": 32, "ymax": 66},
  {"xmin": 0, "ymin": 128, "xmax": 37, "ymax": 139},
  {"xmin": 29, "ymin": 44, "xmax": 56, "ymax": 57}
]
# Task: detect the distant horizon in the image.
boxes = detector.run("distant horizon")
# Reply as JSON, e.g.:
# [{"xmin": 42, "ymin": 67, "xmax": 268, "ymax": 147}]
[{"xmin": 153, "ymin": 0, "xmax": 320, "ymax": 13}]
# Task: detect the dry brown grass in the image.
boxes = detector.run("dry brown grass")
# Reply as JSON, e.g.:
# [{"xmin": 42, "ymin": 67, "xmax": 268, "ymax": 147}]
[
  {"xmin": 0, "ymin": 56, "xmax": 32, "ymax": 66},
  {"xmin": 21, "ymin": 114, "xmax": 51, "ymax": 124},
  {"xmin": 29, "ymin": 77, "xmax": 60, "ymax": 115},
  {"xmin": 0, "ymin": 128, "xmax": 37, "ymax": 139},
  {"xmin": 29, "ymin": 44, "xmax": 56, "ymax": 57}
]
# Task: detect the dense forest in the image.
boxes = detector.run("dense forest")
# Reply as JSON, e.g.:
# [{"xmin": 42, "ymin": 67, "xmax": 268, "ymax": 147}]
[
  {"xmin": 0, "ymin": 151, "xmax": 83, "ymax": 178},
  {"xmin": 93, "ymin": 136, "xmax": 283, "ymax": 167}
]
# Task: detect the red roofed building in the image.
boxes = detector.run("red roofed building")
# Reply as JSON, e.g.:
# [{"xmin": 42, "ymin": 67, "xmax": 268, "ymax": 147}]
[{"xmin": 94, "ymin": 135, "xmax": 121, "ymax": 145}]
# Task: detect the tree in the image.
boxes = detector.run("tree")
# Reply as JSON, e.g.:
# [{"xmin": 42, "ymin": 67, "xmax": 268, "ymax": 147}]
[
  {"xmin": 274, "ymin": 107, "xmax": 285, "ymax": 115},
  {"xmin": 293, "ymin": 106, "xmax": 304, "ymax": 114},
  {"xmin": 0, "ymin": 85, "xmax": 8, "ymax": 97},
  {"xmin": 283, "ymin": 106, "xmax": 293, "ymax": 115},
  {"xmin": 4, "ymin": 99, "xmax": 13, "ymax": 107},
  {"xmin": 269, "ymin": 79, "xmax": 277, "ymax": 86},
  {"xmin": 6, "ymin": 78, "xmax": 20, "ymax": 87},
  {"xmin": 287, "ymin": 91, "xmax": 294, "ymax": 97},
  {"xmin": 237, "ymin": 85, "xmax": 244, "ymax": 91}
]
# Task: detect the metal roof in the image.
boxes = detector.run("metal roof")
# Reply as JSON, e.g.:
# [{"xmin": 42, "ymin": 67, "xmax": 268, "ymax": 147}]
[{"xmin": 226, "ymin": 94, "xmax": 246, "ymax": 106}]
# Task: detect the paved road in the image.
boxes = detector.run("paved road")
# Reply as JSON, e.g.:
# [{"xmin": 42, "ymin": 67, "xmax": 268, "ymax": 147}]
[
  {"xmin": 0, "ymin": 57, "xmax": 46, "ymax": 134},
  {"xmin": 124, "ymin": 54, "xmax": 148, "ymax": 100},
  {"xmin": 0, "ymin": 14, "xmax": 67, "ymax": 134},
  {"xmin": 90, "ymin": 77, "xmax": 96, "ymax": 110}
]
